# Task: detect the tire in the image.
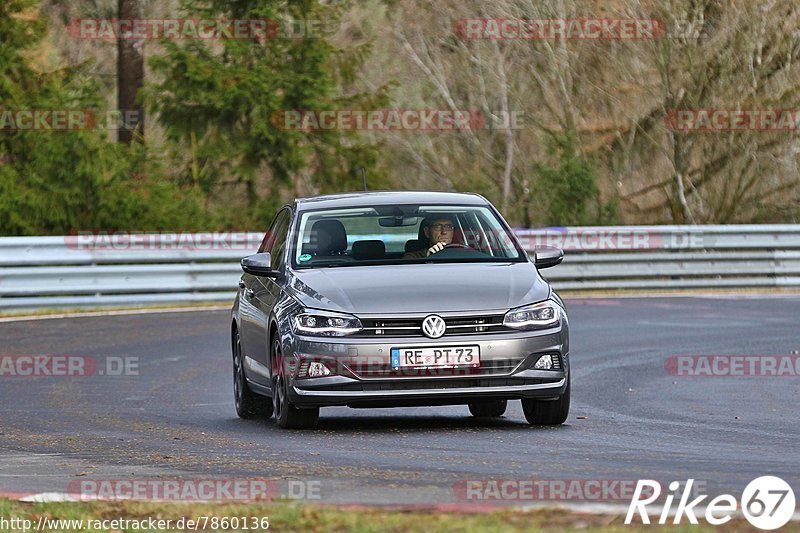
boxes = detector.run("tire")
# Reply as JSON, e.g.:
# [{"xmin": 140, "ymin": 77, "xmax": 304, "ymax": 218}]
[
  {"xmin": 521, "ymin": 375, "xmax": 570, "ymax": 426},
  {"xmin": 272, "ymin": 339, "xmax": 319, "ymax": 430},
  {"xmin": 233, "ymin": 329, "xmax": 272, "ymax": 419},
  {"xmin": 468, "ymin": 400, "xmax": 507, "ymax": 417}
]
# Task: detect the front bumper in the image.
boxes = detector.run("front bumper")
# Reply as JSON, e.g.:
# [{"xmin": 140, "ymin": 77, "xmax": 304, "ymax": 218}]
[
  {"xmin": 284, "ymin": 326, "xmax": 569, "ymax": 408},
  {"xmin": 291, "ymin": 373, "xmax": 567, "ymax": 408}
]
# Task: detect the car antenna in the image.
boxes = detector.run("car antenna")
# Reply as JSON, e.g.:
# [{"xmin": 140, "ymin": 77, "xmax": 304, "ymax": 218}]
[{"xmin": 358, "ymin": 167, "xmax": 367, "ymax": 191}]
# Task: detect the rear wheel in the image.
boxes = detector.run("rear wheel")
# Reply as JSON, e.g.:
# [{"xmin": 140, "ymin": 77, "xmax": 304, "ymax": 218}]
[
  {"xmin": 468, "ymin": 400, "xmax": 507, "ymax": 417},
  {"xmin": 521, "ymin": 375, "xmax": 570, "ymax": 425},
  {"xmin": 233, "ymin": 329, "xmax": 271, "ymax": 419},
  {"xmin": 272, "ymin": 339, "xmax": 319, "ymax": 429}
]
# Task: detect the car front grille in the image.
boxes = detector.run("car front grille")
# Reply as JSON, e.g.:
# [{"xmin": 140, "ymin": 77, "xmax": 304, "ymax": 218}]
[
  {"xmin": 356, "ymin": 314, "xmax": 508, "ymax": 338},
  {"xmin": 345, "ymin": 357, "xmax": 525, "ymax": 379},
  {"xmin": 359, "ymin": 377, "xmax": 550, "ymax": 391}
]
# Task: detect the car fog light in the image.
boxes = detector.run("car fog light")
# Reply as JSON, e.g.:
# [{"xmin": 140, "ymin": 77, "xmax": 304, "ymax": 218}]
[
  {"xmin": 534, "ymin": 354, "xmax": 554, "ymax": 370},
  {"xmin": 308, "ymin": 361, "xmax": 332, "ymax": 377}
]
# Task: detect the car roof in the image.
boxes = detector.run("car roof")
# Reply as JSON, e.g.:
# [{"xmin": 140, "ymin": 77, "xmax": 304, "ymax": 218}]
[{"xmin": 294, "ymin": 191, "xmax": 488, "ymax": 211}]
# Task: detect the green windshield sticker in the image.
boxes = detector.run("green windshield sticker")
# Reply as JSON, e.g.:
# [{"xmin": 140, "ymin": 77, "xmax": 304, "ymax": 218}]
[{"xmin": 299, "ymin": 254, "xmax": 313, "ymax": 262}]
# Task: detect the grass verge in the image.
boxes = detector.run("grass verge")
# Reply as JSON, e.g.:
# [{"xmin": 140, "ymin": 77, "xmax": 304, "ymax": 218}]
[{"xmin": 0, "ymin": 499, "xmax": 795, "ymax": 532}]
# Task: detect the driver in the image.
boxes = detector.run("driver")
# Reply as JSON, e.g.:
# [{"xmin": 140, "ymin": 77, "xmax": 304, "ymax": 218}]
[{"xmin": 404, "ymin": 215, "xmax": 457, "ymax": 258}]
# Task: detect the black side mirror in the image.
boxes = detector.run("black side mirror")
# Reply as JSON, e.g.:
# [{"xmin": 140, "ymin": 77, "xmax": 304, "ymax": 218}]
[
  {"xmin": 241, "ymin": 253, "xmax": 279, "ymax": 277},
  {"xmin": 533, "ymin": 246, "xmax": 564, "ymax": 269}
]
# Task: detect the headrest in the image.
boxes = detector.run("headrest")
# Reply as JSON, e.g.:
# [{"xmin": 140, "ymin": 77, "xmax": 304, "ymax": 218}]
[
  {"xmin": 308, "ymin": 219, "xmax": 347, "ymax": 254},
  {"xmin": 352, "ymin": 240, "xmax": 386, "ymax": 260},
  {"xmin": 405, "ymin": 239, "xmax": 427, "ymax": 253}
]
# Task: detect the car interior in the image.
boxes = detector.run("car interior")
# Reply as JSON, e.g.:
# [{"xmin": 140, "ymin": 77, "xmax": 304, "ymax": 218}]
[{"xmin": 300, "ymin": 216, "xmax": 473, "ymax": 263}]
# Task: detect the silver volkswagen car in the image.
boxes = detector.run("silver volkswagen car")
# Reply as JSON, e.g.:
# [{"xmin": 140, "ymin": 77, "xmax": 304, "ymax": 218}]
[{"xmin": 231, "ymin": 192, "xmax": 569, "ymax": 429}]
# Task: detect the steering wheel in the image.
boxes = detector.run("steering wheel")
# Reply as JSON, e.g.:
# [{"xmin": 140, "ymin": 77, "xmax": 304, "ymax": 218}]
[{"xmin": 443, "ymin": 243, "xmax": 469, "ymax": 249}]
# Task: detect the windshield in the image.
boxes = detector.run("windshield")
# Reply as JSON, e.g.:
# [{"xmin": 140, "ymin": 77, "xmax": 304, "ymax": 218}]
[{"xmin": 291, "ymin": 204, "xmax": 525, "ymax": 268}]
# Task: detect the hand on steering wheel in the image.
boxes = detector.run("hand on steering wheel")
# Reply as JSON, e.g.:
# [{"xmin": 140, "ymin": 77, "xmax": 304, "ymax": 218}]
[
  {"xmin": 426, "ymin": 242, "xmax": 446, "ymax": 256},
  {"xmin": 427, "ymin": 242, "xmax": 470, "ymax": 256}
]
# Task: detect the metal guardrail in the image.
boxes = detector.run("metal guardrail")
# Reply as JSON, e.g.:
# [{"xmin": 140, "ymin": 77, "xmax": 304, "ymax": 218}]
[
  {"xmin": 514, "ymin": 226, "xmax": 800, "ymax": 290},
  {"xmin": 1, "ymin": 226, "xmax": 799, "ymax": 310}
]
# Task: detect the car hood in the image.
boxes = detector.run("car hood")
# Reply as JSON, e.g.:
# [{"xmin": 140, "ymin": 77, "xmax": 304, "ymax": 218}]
[{"xmin": 286, "ymin": 262, "xmax": 550, "ymax": 314}]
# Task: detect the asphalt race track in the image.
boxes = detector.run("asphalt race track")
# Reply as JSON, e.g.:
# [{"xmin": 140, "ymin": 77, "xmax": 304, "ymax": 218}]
[{"xmin": 1, "ymin": 297, "xmax": 798, "ymax": 506}]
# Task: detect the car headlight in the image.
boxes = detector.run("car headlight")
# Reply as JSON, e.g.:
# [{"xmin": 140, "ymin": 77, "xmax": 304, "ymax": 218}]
[
  {"xmin": 503, "ymin": 300, "xmax": 561, "ymax": 330},
  {"xmin": 292, "ymin": 309, "xmax": 363, "ymax": 337}
]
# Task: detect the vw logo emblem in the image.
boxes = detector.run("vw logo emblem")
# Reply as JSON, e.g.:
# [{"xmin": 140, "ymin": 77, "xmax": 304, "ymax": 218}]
[{"xmin": 422, "ymin": 315, "xmax": 447, "ymax": 339}]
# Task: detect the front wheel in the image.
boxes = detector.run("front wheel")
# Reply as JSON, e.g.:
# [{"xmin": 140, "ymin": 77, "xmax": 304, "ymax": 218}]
[
  {"xmin": 233, "ymin": 330, "xmax": 272, "ymax": 419},
  {"xmin": 272, "ymin": 339, "xmax": 319, "ymax": 429},
  {"xmin": 521, "ymin": 376, "xmax": 570, "ymax": 425}
]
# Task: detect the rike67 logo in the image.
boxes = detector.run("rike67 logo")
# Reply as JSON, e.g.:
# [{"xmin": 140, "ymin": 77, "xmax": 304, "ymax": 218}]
[{"xmin": 626, "ymin": 477, "xmax": 796, "ymax": 530}]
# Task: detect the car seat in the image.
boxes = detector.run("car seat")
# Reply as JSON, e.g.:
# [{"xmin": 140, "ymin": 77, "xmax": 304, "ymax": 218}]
[
  {"xmin": 305, "ymin": 219, "xmax": 348, "ymax": 256},
  {"xmin": 351, "ymin": 240, "xmax": 386, "ymax": 260}
]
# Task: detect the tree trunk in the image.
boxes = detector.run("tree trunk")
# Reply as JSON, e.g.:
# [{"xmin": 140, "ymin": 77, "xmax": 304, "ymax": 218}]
[
  {"xmin": 117, "ymin": 0, "xmax": 144, "ymax": 144},
  {"xmin": 495, "ymin": 43, "xmax": 514, "ymax": 214},
  {"xmin": 670, "ymin": 132, "xmax": 695, "ymax": 224}
]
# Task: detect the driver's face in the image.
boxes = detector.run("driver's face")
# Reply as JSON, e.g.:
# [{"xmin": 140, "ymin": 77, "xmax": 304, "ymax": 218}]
[{"xmin": 425, "ymin": 218, "xmax": 454, "ymax": 245}]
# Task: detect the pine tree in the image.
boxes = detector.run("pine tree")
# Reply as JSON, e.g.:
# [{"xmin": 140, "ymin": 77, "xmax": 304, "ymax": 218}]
[
  {"xmin": 0, "ymin": 0, "xmax": 129, "ymax": 234},
  {"xmin": 146, "ymin": 0, "xmax": 387, "ymax": 218}
]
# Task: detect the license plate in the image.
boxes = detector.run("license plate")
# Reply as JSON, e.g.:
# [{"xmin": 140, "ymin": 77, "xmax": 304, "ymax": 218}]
[{"xmin": 390, "ymin": 345, "xmax": 480, "ymax": 369}]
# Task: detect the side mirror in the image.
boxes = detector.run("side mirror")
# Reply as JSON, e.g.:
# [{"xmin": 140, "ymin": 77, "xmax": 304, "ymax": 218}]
[
  {"xmin": 241, "ymin": 253, "xmax": 279, "ymax": 277},
  {"xmin": 533, "ymin": 246, "xmax": 564, "ymax": 269}
]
